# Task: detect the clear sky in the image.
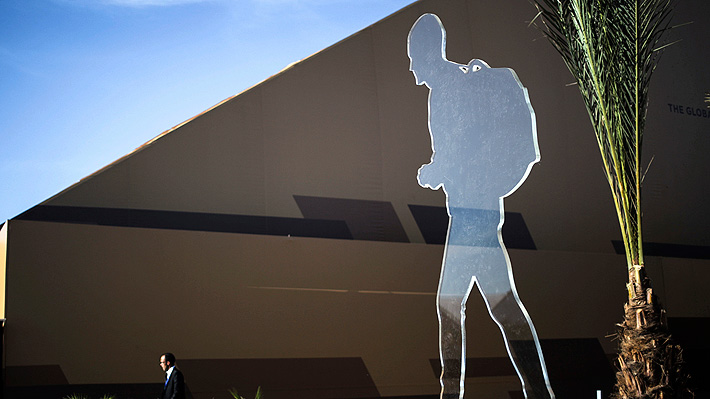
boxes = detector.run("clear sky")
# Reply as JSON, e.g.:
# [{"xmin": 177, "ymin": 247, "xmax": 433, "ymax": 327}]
[{"xmin": 0, "ymin": 0, "xmax": 417, "ymax": 222}]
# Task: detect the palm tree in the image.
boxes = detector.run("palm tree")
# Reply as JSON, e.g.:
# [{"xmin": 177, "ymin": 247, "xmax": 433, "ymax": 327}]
[{"xmin": 530, "ymin": 0, "xmax": 692, "ymax": 397}]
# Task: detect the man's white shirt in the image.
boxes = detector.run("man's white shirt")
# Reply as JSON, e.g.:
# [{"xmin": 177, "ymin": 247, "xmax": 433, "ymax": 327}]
[{"xmin": 165, "ymin": 366, "xmax": 174, "ymax": 383}]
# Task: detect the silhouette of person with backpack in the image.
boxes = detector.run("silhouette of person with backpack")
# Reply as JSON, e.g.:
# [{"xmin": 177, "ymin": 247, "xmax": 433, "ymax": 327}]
[{"xmin": 408, "ymin": 13, "xmax": 555, "ymax": 399}]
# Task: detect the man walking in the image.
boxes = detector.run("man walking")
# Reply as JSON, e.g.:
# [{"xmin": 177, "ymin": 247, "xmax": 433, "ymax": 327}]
[{"xmin": 160, "ymin": 352, "xmax": 186, "ymax": 399}]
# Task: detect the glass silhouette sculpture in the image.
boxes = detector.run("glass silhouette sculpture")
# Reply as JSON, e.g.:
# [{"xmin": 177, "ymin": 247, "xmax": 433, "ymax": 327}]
[{"xmin": 408, "ymin": 13, "xmax": 555, "ymax": 399}]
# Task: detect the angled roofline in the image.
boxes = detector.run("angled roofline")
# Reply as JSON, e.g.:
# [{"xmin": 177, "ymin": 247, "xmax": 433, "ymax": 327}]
[{"xmin": 21, "ymin": 0, "xmax": 421, "ymax": 215}]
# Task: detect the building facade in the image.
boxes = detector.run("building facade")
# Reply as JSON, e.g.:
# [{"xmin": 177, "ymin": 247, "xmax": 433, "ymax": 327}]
[{"xmin": 2, "ymin": 0, "xmax": 710, "ymax": 398}]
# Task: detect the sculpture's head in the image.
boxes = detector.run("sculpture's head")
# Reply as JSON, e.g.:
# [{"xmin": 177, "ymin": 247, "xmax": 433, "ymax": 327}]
[{"xmin": 407, "ymin": 13, "xmax": 447, "ymax": 86}]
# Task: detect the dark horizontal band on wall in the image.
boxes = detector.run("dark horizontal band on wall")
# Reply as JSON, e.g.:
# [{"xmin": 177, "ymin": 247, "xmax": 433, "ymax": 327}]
[
  {"xmin": 179, "ymin": 357, "xmax": 379, "ymax": 399},
  {"xmin": 428, "ymin": 338, "xmax": 615, "ymax": 398},
  {"xmin": 5, "ymin": 383, "xmax": 165, "ymax": 399},
  {"xmin": 294, "ymin": 195, "xmax": 409, "ymax": 242},
  {"xmin": 612, "ymin": 240, "xmax": 710, "ymax": 259},
  {"xmin": 409, "ymin": 204, "xmax": 537, "ymax": 249},
  {"xmin": 5, "ymin": 357, "xmax": 381, "ymax": 399},
  {"xmin": 16, "ymin": 202, "xmax": 538, "ymax": 248},
  {"xmin": 16, "ymin": 205, "xmax": 355, "ymax": 240}
]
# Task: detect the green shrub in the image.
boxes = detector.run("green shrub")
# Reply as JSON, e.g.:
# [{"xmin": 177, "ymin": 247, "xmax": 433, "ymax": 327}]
[{"xmin": 228, "ymin": 386, "xmax": 262, "ymax": 399}]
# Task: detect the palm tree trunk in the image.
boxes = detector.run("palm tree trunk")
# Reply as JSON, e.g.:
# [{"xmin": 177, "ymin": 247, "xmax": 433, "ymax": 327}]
[{"xmin": 615, "ymin": 264, "xmax": 692, "ymax": 399}]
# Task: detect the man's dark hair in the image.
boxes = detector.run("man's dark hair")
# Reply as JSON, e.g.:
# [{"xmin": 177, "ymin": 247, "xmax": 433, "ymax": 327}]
[{"xmin": 162, "ymin": 352, "xmax": 176, "ymax": 365}]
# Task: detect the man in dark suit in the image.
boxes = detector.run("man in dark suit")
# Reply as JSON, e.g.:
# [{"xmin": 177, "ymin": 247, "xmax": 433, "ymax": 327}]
[{"xmin": 160, "ymin": 352, "xmax": 186, "ymax": 399}]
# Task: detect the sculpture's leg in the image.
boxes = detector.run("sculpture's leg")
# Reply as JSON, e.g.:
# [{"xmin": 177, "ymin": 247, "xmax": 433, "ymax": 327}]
[
  {"xmin": 437, "ymin": 242, "xmax": 475, "ymax": 399},
  {"xmin": 489, "ymin": 293, "xmax": 554, "ymax": 398},
  {"xmin": 437, "ymin": 294, "xmax": 466, "ymax": 399},
  {"xmin": 477, "ymin": 251, "xmax": 555, "ymax": 399}
]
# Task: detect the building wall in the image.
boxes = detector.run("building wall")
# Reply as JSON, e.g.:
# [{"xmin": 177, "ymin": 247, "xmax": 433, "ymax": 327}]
[
  {"xmin": 6, "ymin": 219, "xmax": 710, "ymax": 398},
  {"xmin": 5, "ymin": 0, "xmax": 710, "ymax": 397},
  {"xmin": 0, "ymin": 222, "xmax": 7, "ymax": 319}
]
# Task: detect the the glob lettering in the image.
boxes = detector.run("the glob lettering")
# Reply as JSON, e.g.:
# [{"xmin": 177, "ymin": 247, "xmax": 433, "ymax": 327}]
[{"xmin": 667, "ymin": 103, "xmax": 710, "ymax": 119}]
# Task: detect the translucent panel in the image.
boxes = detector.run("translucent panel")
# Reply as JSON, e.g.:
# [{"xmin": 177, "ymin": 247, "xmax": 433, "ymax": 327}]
[{"xmin": 408, "ymin": 13, "xmax": 555, "ymax": 399}]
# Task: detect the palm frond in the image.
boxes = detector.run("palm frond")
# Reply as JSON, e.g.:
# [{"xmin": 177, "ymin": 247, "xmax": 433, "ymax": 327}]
[
  {"xmin": 228, "ymin": 388, "xmax": 244, "ymax": 399},
  {"xmin": 229, "ymin": 386, "xmax": 263, "ymax": 399},
  {"xmin": 532, "ymin": 0, "xmax": 675, "ymax": 267}
]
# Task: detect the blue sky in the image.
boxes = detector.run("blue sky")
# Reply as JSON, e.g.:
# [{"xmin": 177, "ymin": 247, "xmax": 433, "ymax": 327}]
[{"xmin": 0, "ymin": 0, "xmax": 416, "ymax": 222}]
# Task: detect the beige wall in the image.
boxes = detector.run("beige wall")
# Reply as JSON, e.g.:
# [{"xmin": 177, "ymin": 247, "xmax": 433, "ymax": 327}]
[
  {"xmin": 6, "ymin": 220, "xmax": 442, "ymax": 394},
  {"xmin": 7, "ymin": 219, "xmax": 708, "ymax": 396}
]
